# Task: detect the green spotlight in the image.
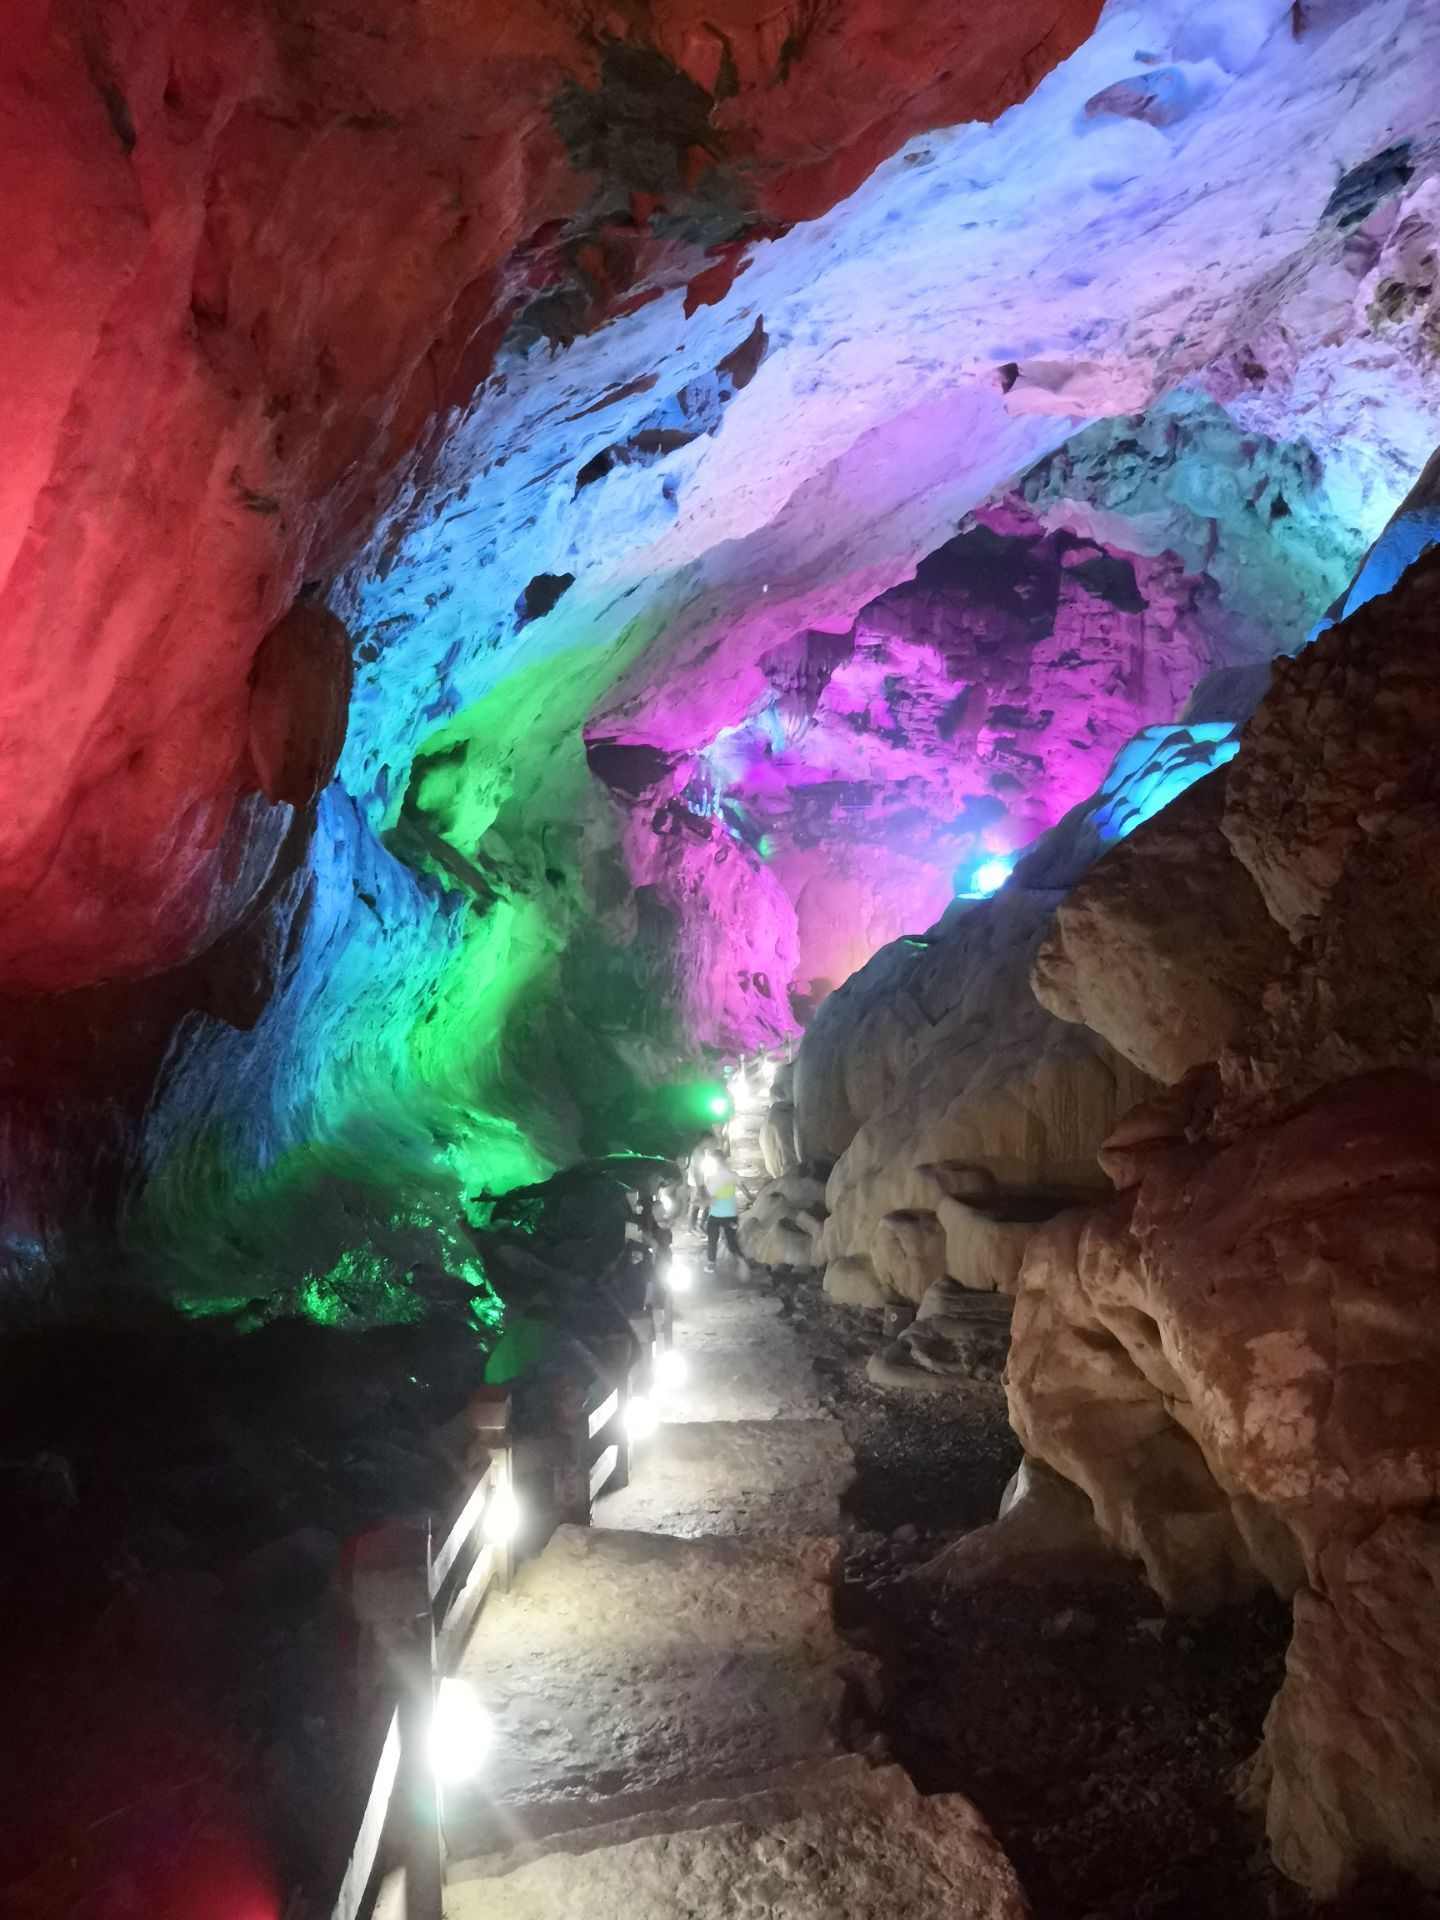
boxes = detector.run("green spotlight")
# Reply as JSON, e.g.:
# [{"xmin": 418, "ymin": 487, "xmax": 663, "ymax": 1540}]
[{"xmin": 707, "ymin": 1093, "xmax": 731, "ymax": 1118}]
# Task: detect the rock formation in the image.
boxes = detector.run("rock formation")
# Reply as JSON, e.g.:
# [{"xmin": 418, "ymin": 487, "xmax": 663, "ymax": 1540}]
[
  {"xmin": 791, "ymin": 890, "xmax": 1154, "ymax": 1306},
  {"xmin": 6, "ymin": 0, "xmax": 1440, "ymax": 1903},
  {"xmin": 8, "ymin": 0, "xmax": 1440, "ymax": 1298},
  {"xmin": 1005, "ymin": 539, "xmax": 1440, "ymax": 1897},
  {"xmin": 1032, "ymin": 768, "xmax": 1290, "ymax": 1083}
]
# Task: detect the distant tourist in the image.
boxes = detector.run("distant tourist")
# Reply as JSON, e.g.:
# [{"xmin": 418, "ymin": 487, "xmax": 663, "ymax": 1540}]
[{"xmin": 701, "ymin": 1150, "xmax": 746, "ymax": 1271}]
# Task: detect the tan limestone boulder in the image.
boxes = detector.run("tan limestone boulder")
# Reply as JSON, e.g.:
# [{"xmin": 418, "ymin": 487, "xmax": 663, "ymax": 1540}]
[
  {"xmin": 1253, "ymin": 1514, "xmax": 1440, "ymax": 1897},
  {"xmin": 738, "ymin": 1171, "xmax": 828, "ymax": 1269},
  {"xmin": 870, "ymin": 1209, "xmax": 948, "ymax": 1304},
  {"xmin": 926, "ymin": 1457, "xmax": 1127, "ymax": 1589},
  {"xmin": 759, "ymin": 1100, "xmax": 801, "ymax": 1177},
  {"xmin": 1005, "ymin": 1197, "xmax": 1267, "ymax": 1613},
  {"xmin": 742, "ymin": 1213, "xmax": 823, "ymax": 1268},
  {"xmin": 936, "ymin": 1194, "xmax": 1065, "ymax": 1295},
  {"xmin": 911, "ymin": 1161, "xmax": 1000, "ymax": 1207},
  {"xmin": 1007, "ymin": 1068, "xmax": 1440, "ymax": 1892},
  {"xmin": 823, "ymin": 1254, "xmax": 887, "ymax": 1308},
  {"xmin": 810, "ymin": 892, "xmax": 1151, "ymax": 1283},
  {"xmin": 1033, "ymin": 770, "xmax": 1289, "ymax": 1084}
]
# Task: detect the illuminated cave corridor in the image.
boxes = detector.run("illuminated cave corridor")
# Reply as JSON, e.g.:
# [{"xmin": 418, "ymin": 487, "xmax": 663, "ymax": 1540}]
[{"xmin": 5, "ymin": 0, "xmax": 1440, "ymax": 1913}]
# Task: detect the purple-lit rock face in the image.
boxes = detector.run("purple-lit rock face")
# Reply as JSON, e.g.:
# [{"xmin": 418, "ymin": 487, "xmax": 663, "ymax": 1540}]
[{"xmin": 592, "ymin": 491, "xmax": 1291, "ymax": 1016}]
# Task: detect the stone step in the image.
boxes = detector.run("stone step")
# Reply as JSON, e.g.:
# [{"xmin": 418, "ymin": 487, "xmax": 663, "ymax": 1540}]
[
  {"xmin": 445, "ymin": 1754, "xmax": 1030, "ymax": 1919},
  {"xmin": 594, "ymin": 1416, "xmax": 853, "ymax": 1539},
  {"xmin": 666, "ymin": 1281, "xmax": 824, "ymax": 1423},
  {"xmin": 442, "ymin": 1526, "xmax": 868, "ymax": 1858}
]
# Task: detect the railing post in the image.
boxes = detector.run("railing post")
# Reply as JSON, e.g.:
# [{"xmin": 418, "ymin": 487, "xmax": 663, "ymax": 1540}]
[
  {"xmin": 595, "ymin": 1334, "xmax": 632, "ymax": 1492},
  {"xmin": 627, "ymin": 1308, "xmax": 656, "ymax": 1379},
  {"xmin": 468, "ymin": 1385, "xmax": 514, "ymax": 1592},
  {"xmin": 351, "ymin": 1523, "xmax": 444, "ymax": 1920},
  {"xmin": 644, "ymin": 1263, "xmax": 674, "ymax": 1350},
  {"xmin": 551, "ymin": 1371, "xmax": 591, "ymax": 1525}
]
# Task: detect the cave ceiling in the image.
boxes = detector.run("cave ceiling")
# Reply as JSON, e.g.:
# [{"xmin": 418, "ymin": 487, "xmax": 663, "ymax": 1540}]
[{"xmin": 4, "ymin": 0, "xmax": 1440, "ymax": 1292}]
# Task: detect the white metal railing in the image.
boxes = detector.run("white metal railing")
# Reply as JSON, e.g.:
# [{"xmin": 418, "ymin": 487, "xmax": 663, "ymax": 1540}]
[{"xmin": 320, "ymin": 1296, "xmax": 664, "ymax": 1920}]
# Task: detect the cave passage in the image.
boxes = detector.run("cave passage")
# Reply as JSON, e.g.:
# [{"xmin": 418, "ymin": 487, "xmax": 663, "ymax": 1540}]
[{"xmin": 5, "ymin": 0, "xmax": 1440, "ymax": 1914}]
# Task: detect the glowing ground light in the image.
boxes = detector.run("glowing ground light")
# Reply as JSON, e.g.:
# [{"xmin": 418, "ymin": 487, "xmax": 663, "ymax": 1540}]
[
  {"xmin": 626, "ymin": 1392, "xmax": 659, "ymax": 1442},
  {"xmin": 654, "ymin": 1348, "xmax": 689, "ymax": 1390},
  {"xmin": 667, "ymin": 1256, "xmax": 694, "ymax": 1294},
  {"xmin": 482, "ymin": 1481, "xmax": 521, "ymax": 1547},
  {"xmin": 429, "ymin": 1678, "xmax": 493, "ymax": 1783}
]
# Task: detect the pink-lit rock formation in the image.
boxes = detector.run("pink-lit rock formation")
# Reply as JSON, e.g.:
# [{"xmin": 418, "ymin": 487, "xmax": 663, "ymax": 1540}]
[{"xmin": 594, "ymin": 496, "xmax": 1268, "ymax": 1020}]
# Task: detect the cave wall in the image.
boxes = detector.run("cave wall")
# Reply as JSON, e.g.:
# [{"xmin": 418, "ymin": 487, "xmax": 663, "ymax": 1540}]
[
  {"xmin": 7, "ymin": 0, "xmax": 1440, "ymax": 1300},
  {"xmin": 781, "ymin": 462, "xmax": 1440, "ymax": 1893},
  {"xmin": 0, "ymin": 0, "xmax": 1102, "ymax": 1291}
]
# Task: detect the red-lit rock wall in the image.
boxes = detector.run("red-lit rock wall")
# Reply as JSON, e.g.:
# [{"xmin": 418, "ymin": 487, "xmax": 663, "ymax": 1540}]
[{"xmin": 0, "ymin": 0, "xmax": 1097, "ymax": 998}]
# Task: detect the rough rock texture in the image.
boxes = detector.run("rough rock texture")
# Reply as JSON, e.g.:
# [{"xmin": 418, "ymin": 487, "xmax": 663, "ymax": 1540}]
[
  {"xmin": 246, "ymin": 604, "xmax": 356, "ymax": 810},
  {"xmin": 870, "ymin": 1210, "xmax": 949, "ymax": 1304},
  {"xmin": 867, "ymin": 1280, "xmax": 1014, "ymax": 1392},
  {"xmin": 1221, "ymin": 546, "xmax": 1440, "ymax": 1123},
  {"xmin": 448, "ymin": 1756, "xmax": 1030, "ymax": 1920},
  {"xmin": 935, "ymin": 1193, "xmax": 1058, "ymax": 1296},
  {"xmin": 1033, "ymin": 769, "xmax": 1290, "ymax": 1083},
  {"xmin": 821, "ymin": 1255, "xmax": 887, "ymax": 1309},
  {"xmin": 1227, "ymin": 549, "xmax": 1440, "ymax": 936},
  {"xmin": 2, "ymin": 0, "xmax": 1101, "ymax": 999},
  {"xmin": 1006, "ymin": 534, "xmax": 1440, "ymax": 1895},
  {"xmin": 797, "ymin": 892, "xmax": 1153, "ymax": 1295},
  {"xmin": 1, "ymin": 0, "xmax": 1115, "ymax": 1286},
  {"xmin": 600, "ymin": 494, "xmax": 1277, "ymax": 1009},
  {"xmin": 1010, "ymin": 1068, "xmax": 1440, "ymax": 1885},
  {"xmin": 1253, "ymin": 1515, "xmax": 1440, "ymax": 1898},
  {"xmin": 1007, "ymin": 1184, "xmax": 1300, "ymax": 1614},
  {"xmin": 927, "ymin": 1455, "xmax": 1123, "ymax": 1589}
]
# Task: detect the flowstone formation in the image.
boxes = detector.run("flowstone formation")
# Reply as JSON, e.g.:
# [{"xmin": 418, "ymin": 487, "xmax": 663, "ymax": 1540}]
[
  {"xmin": 779, "ymin": 468, "xmax": 1440, "ymax": 1894},
  {"xmin": 6, "ymin": 0, "xmax": 1440, "ymax": 1326}
]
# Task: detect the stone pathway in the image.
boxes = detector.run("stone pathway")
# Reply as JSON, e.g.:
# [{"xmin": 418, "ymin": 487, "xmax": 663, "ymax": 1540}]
[{"xmin": 443, "ymin": 1227, "xmax": 1030, "ymax": 1917}]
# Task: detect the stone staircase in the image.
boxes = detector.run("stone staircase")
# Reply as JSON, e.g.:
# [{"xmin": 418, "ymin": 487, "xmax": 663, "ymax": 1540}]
[{"xmin": 442, "ymin": 1225, "xmax": 1029, "ymax": 1918}]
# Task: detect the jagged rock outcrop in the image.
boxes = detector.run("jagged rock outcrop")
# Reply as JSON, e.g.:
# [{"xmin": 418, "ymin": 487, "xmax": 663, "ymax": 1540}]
[
  {"xmin": 1008, "ymin": 532, "xmax": 1440, "ymax": 1896},
  {"xmin": 1252, "ymin": 1513, "xmax": 1440, "ymax": 1896},
  {"xmin": 1220, "ymin": 546, "xmax": 1440, "ymax": 1124},
  {"xmin": 1033, "ymin": 769, "xmax": 1290, "ymax": 1083},
  {"xmin": 738, "ymin": 1170, "xmax": 828, "ymax": 1270},
  {"xmin": 794, "ymin": 891, "xmax": 1153, "ymax": 1306}
]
